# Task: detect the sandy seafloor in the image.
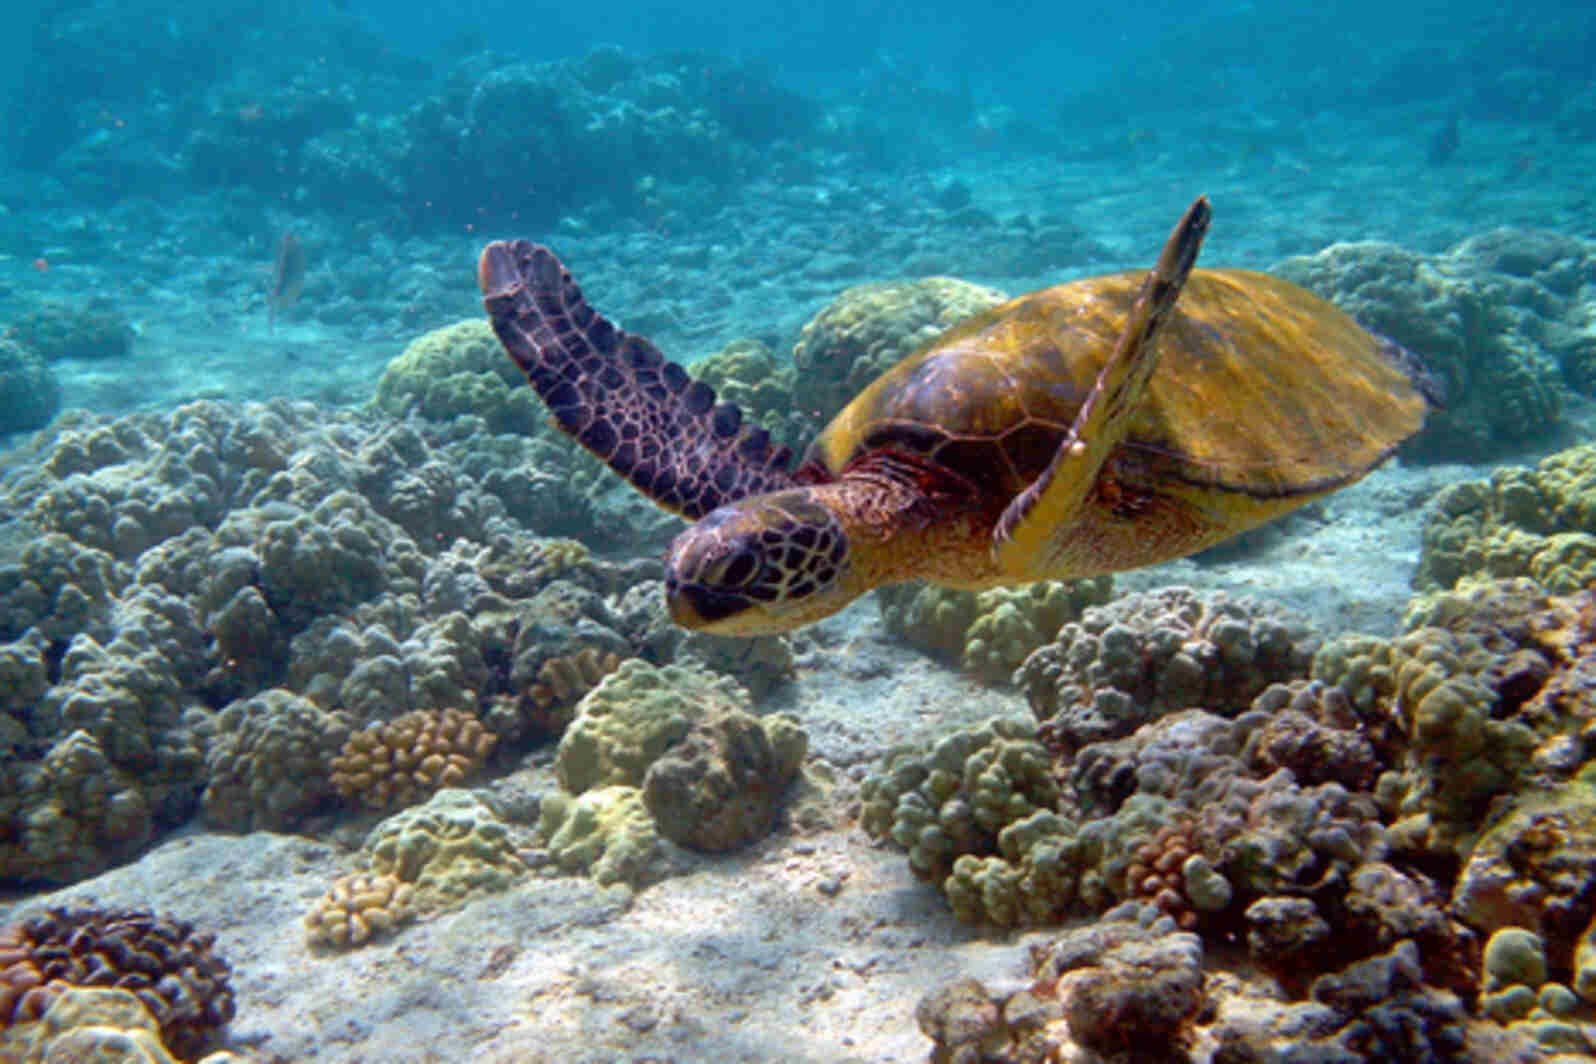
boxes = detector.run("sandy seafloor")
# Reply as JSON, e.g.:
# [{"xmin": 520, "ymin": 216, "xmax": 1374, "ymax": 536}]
[{"xmin": 2, "ymin": 96, "xmax": 1596, "ymax": 1060}]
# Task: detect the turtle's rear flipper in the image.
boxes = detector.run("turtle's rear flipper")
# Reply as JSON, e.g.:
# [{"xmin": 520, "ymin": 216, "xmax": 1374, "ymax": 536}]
[
  {"xmin": 993, "ymin": 195, "xmax": 1211, "ymax": 576},
  {"xmin": 479, "ymin": 241, "xmax": 796, "ymax": 519}
]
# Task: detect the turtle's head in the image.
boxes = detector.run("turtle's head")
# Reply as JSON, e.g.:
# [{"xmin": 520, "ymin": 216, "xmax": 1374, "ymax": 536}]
[{"xmin": 664, "ymin": 489, "xmax": 856, "ymax": 635}]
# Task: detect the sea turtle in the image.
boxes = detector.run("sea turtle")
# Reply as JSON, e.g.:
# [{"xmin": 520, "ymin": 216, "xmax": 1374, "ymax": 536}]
[{"xmin": 478, "ymin": 197, "xmax": 1439, "ymax": 636}]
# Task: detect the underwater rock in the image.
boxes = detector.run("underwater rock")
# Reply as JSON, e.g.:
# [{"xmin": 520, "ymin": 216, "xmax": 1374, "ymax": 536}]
[
  {"xmin": 1453, "ymin": 781, "xmax": 1596, "ymax": 975},
  {"xmin": 642, "ymin": 709, "xmax": 807, "ymax": 854}
]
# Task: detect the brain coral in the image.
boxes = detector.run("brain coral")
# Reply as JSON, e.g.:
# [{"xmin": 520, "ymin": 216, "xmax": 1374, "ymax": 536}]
[
  {"xmin": 1276, "ymin": 229, "xmax": 1596, "ymax": 459},
  {"xmin": 536, "ymin": 784, "xmax": 664, "ymax": 889},
  {"xmin": 1017, "ymin": 586, "xmax": 1317, "ymax": 753},
  {"xmin": 877, "ymin": 577, "xmax": 1113, "ymax": 684},
  {"xmin": 0, "ymin": 907, "xmax": 235, "ymax": 1060},
  {"xmin": 364, "ymin": 789, "xmax": 527, "ymax": 911},
  {"xmin": 0, "ymin": 335, "xmax": 61, "ymax": 435},
  {"xmin": 1416, "ymin": 441, "xmax": 1596, "ymax": 593},
  {"xmin": 555, "ymin": 660, "xmax": 749, "ymax": 794},
  {"xmin": 791, "ymin": 276, "xmax": 1007, "ymax": 430}
]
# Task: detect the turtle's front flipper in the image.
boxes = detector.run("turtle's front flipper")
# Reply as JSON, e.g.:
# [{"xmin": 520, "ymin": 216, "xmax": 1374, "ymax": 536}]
[
  {"xmin": 479, "ymin": 241, "xmax": 796, "ymax": 520},
  {"xmin": 993, "ymin": 195, "xmax": 1211, "ymax": 576}
]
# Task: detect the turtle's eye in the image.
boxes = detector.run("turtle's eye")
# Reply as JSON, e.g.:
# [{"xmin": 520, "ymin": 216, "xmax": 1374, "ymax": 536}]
[{"xmin": 714, "ymin": 548, "xmax": 759, "ymax": 588}]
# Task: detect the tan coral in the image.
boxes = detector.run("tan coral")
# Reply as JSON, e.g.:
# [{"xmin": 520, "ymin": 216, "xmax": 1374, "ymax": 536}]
[
  {"xmin": 527, "ymin": 647, "xmax": 626, "ymax": 736},
  {"xmin": 329, "ymin": 708, "xmax": 497, "ymax": 811},
  {"xmin": 304, "ymin": 872, "xmax": 416, "ymax": 950}
]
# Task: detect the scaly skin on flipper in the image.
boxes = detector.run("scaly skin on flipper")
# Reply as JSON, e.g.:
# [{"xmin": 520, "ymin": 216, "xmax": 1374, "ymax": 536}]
[
  {"xmin": 993, "ymin": 195, "xmax": 1211, "ymax": 577},
  {"xmin": 478, "ymin": 240, "xmax": 797, "ymax": 519}
]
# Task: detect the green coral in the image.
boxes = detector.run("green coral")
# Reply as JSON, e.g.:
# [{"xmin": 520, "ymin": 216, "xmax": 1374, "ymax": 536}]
[
  {"xmin": 1314, "ymin": 624, "xmax": 1537, "ymax": 856},
  {"xmin": 371, "ymin": 319, "xmax": 546, "ymax": 436},
  {"xmin": 791, "ymin": 277, "xmax": 1007, "ymax": 429},
  {"xmin": 688, "ymin": 338, "xmax": 801, "ymax": 448},
  {"xmin": 554, "ymin": 660, "xmax": 749, "ymax": 794},
  {"xmin": 537, "ymin": 785, "xmax": 663, "ymax": 888},
  {"xmin": 364, "ymin": 789, "xmax": 526, "ymax": 911},
  {"xmin": 860, "ymin": 717, "xmax": 1059, "ymax": 886},
  {"xmin": 1276, "ymin": 234, "xmax": 1574, "ymax": 459},
  {"xmin": 944, "ymin": 809, "xmax": 1081, "ymax": 926},
  {"xmin": 0, "ymin": 334, "xmax": 61, "ymax": 435},
  {"xmin": 877, "ymin": 577, "xmax": 1113, "ymax": 684},
  {"xmin": 1417, "ymin": 442, "xmax": 1596, "ymax": 592}
]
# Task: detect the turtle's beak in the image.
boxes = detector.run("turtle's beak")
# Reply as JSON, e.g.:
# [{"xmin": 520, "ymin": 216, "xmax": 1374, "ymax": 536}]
[{"xmin": 665, "ymin": 577, "xmax": 753, "ymax": 630}]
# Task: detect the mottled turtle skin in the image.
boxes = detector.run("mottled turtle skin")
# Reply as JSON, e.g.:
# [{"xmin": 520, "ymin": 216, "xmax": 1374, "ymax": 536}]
[{"xmin": 480, "ymin": 198, "xmax": 1438, "ymax": 636}]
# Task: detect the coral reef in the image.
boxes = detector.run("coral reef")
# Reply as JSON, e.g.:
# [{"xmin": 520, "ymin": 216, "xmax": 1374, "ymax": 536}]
[
  {"xmin": 642, "ymin": 709, "xmax": 807, "ymax": 853},
  {"xmin": 201, "ymin": 688, "xmax": 351, "ymax": 831},
  {"xmin": 368, "ymin": 319, "xmax": 675, "ymax": 550},
  {"xmin": 0, "ymin": 335, "xmax": 61, "ymax": 436},
  {"xmin": 0, "ymin": 396, "xmax": 733, "ymax": 888},
  {"xmin": 8, "ymin": 298, "xmax": 135, "ymax": 363},
  {"xmin": 689, "ymin": 338, "xmax": 803, "ymax": 450},
  {"xmin": 329, "ymin": 707, "xmax": 496, "ymax": 811},
  {"xmin": 791, "ymin": 277, "xmax": 1007, "ymax": 430},
  {"xmin": 0, "ymin": 907, "xmax": 234, "ymax": 1060},
  {"xmin": 1276, "ymin": 229, "xmax": 1596, "ymax": 459},
  {"xmin": 1416, "ymin": 441, "xmax": 1596, "ymax": 593},
  {"xmin": 535, "ymin": 785, "xmax": 665, "ymax": 889},
  {"xmin": 364, "ymin": 789, "xmax": 527, "ymax": 912},
  {"xmin": 303, "ymin": 872, "xmax": 416, "ymax": 950},
  {"xmin": 545, "ymin": 660, "xmax": 809, "ymax": 867},
  {"xmin": 877, "ymin": 577, "xmax": 1114, "ymax": 684},
  {"xmin": 1017, "ymin": 586, "xmax": 1318, "ymax": 753}
]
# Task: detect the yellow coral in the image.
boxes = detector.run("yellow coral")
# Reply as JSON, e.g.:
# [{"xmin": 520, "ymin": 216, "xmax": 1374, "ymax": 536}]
[
  {"xmin": 304, "ymin": 872, "xmax": 416, "ymax": 950},
  {"xmin": 330, "ymin": 708, "xmax": 497, "ymax": 810}
]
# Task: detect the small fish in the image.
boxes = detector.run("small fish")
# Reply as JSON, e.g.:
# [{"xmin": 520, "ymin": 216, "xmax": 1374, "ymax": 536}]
[{"xmin": 268, "ymin": 231, "xmax": 306, "ymax": 333}]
